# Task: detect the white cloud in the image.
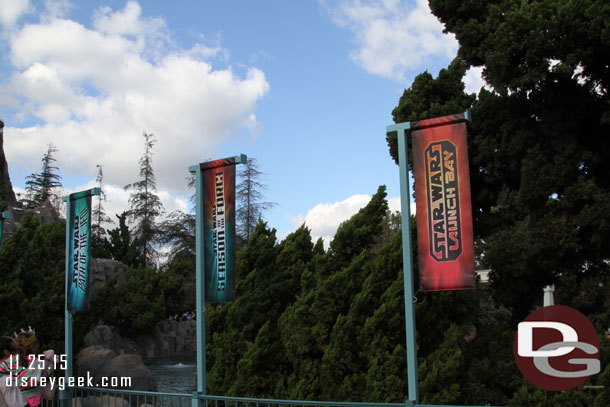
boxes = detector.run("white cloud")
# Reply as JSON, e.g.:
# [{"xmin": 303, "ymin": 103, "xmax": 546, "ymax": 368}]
[
  {"xmin": 42, "ymin": 0, "xmax": 72, "ymax": 21},
  {"xmin": 291, "ymin": 193, "xmax": 402, "ymax": 248},
  {"xmin": 464, "ymin": 66, "xmax": 488, "ymax": 95},
  {"xmin": 320, "ymin": 0, "xmax": 457, "ymax": 81},
  {"xmin": 2, "ymin": 1, "xmax": 269, "ymax": 223},
  {"xmin": 0, "ymin": 0, "xmax": 31, "ymax": 27}
]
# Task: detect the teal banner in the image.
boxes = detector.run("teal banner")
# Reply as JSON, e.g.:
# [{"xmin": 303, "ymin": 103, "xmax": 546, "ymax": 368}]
[
  {"xmin": 201, "ymin": 158, "xmax": 237, "ymax": 303},
  {"xmin": 67, "ymin": 194, "xmax": 92, "ymax": 312}
]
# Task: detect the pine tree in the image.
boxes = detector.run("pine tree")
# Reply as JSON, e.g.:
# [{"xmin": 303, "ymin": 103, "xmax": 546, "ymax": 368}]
[
  {"xmin": 124, "ymin": 132, "xmax": 164, "ymax": 268},
  {"xmin": 91, "ymin": 165, "xmax": 112, "ymax": 258},
  {"xmin": 236, "ymin": 158, "xmax": 276, "ymax": 241},
  {"xmin": 24, "ymin": 143, "xmax": 62, "ymax": 208}
]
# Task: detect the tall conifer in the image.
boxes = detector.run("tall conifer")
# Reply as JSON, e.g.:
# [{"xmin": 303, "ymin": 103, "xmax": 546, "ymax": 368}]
[
  {"xmin": 236, "ymin": 158, "xmax": 276, "ymax": 241},
  {"xmin": 24, "ymin": 143, "xmax": 62, "ymax": 208},
  {"xmin": 124, "ymin": 132, "xmax": 164, "ymax": 268}
]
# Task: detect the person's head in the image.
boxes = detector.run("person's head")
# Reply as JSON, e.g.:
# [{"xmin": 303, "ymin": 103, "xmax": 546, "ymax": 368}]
[
  {"xmin": 0, "ymin": 336, "xmax": 17, "ymax": 358},
  {"xmin": 15, "ymin": 327, "xmax": 37, "ymax": 359}
]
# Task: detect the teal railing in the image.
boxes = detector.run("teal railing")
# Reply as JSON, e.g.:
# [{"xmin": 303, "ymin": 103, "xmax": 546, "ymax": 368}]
[{"xmin": 42, "ymin": 387, "xmax": 494, "ymax": 407}]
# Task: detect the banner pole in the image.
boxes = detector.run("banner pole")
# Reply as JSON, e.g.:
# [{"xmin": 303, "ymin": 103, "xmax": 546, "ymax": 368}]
[
  {"xmin": 387, "ymin": 122, "xmax": 418, "ymax": 406},
  {"xmin": 61, "ymin": 197, "xmax": 73, "ymax": 407},
  {"xmin": 190, "ymin": 163, "xmax": 207, "ymax": 403},
  {"xmin": 61, "ymin": 187, "xmax": 99, "ymax": 406}
]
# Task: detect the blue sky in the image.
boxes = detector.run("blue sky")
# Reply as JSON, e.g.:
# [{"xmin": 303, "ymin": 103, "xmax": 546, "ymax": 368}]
[{"xmin": 0, "ymin": 0, "xmax": 484, "ymax": 245}]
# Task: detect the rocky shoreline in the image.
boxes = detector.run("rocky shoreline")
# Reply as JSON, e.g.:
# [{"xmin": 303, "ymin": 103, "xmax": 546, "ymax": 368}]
[{"xmin": 77, "ymin": 319, "xmax": 197, "ymax": 392}]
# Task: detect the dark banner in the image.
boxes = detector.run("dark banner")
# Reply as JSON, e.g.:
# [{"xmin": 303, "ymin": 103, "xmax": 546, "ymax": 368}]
[
  {"xmin": 412, "ymin": 113, "xmax": 475, "ymax": 291},
  {"xmin": 201, "ymin": 158, "xmax": 237, "ymax": 303},
  {"xmin": 67, "ymin": 195, "xmax": 92, "ymax": 311}
]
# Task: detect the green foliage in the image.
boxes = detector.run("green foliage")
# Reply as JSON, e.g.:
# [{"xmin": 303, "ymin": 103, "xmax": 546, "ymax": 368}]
[
  {"xmin": 158, "ymin": 210, "xmax": 195, "ymax": 263},
  {"xmin": 418, "ymin": 324, "xmax": 464, "ymax": 404},
  {"xmin": 105, "ymin": 212, "xmax": 143, "ymax": 267},
  {"xmin": 0, "ymin": 212, "xmax": 65, "ymax": 351},
  {"xmin": 78, "ymin": 266, "xmax": 166, "ymax": 338},
  {"xmin": 386, "ymin": 58, "xmax": 476, "ymax": 164},
  {"xmin": 159, "ymin": 258, "xmax": 196, "ymax": 313}
]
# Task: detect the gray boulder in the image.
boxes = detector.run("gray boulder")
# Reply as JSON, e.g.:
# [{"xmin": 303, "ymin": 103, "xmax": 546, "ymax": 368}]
[
  {"xmin": 97, "ymin": 354, "xmax": 158, "ymax": 392},
  {"xmin": 76, "ymin": 345, "xmax": 117, "ymax": 378},
  {"xmin": 2, "ymin": 200, "xmax": 60, "ymax": 237},
  {"xmin": 136, "ymin": 320, "xmax": 196, "ymax": 358},
  {"xmin": 83, "ymin": 325, "xmax": 140, "ymax": 356}
]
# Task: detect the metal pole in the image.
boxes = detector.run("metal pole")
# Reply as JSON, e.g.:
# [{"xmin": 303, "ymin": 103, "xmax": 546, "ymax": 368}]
[
  {"xmin": 61, "ymin": 198, "xmax": 72, "ymax": 407},
  {"xmin": 61, "ymin": 187, "xmax": 100, "ymax": 407},
  {"xmin": 190, "ymin": 154, "xmax": 246, "ymax": 404},
  {"xmin": 189, "ymin": 163, "xmax": 206, "ymax": 405},
  {"xmin": 387, "ymin": 122, "xmax": 419, "ymax": 406}
]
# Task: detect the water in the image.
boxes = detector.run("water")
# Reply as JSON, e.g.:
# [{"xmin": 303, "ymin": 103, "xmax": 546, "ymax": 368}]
[{"xmin": 145, "ymin": 357, "xmax": 197, "ymax": 394}]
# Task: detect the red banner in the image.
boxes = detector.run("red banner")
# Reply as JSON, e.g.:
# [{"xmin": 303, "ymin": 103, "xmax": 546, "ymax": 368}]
[{"xmin": 412, "ymin": 113, "xmax": 475, "ymax": 291}]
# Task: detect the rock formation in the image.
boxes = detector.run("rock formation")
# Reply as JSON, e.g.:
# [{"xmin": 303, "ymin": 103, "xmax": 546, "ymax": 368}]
[
  {"xmin": 83, "ymin": 325, "xmax": 141, "ymax": 356},
  {"xmin": 90, "ymin": 259, "xmax": 127, "ymax": 298},
  {"xmin": 76, "ymin": 345, "xmax": 157, "ymax": 393},
  {"xmin": 137, "ymin": 319, "xmax": 196, "ymax": 359},
  {"xmin": 82, "ymin": 321, "xmax": 197, "ymax": 360},
  {"xmin": 0, "ymin": 120, "xmax": 18, "ymax": 208},
  {"xmin": 1, "ymin": 199, "xmax": 62, "ymax": 239}
]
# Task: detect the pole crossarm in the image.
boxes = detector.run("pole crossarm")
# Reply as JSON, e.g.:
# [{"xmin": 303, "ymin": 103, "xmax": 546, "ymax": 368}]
[{"xmin": 62, "ymin": 187, "xmax": 101, "ymax": 202}]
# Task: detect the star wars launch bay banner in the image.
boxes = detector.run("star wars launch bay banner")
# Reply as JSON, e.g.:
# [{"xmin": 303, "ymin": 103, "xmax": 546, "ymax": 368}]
[
  {"xmin": 200, "ymin": 158, "xmax": 238, "ymax": 303},
  {"xmin": 65, "ymin": 189, "xmax": 98, "ymax": 312},
  {"xmin": 412, "ymin": 113, "xmax": 475, "ymax": 291}
]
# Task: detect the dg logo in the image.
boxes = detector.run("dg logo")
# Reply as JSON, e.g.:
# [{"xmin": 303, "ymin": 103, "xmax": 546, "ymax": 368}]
[{"xmin": 513, "ymin": 305, "xmax": 601, "ymax": 391}]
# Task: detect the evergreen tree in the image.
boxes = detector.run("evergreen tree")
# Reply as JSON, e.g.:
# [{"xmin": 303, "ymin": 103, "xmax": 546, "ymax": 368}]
[
  {"xmin": 411, "ymin": 0, "xmax": 610, "ymax": 320},
  {"xmin": 236, "ymin": 158, "xmax": 276, "ymax": 241},
  {"xmin": 158, "ymin": 210, "xmax": 195, "ymax": 263},
  {"xmin": 278, "ymin": 186, "xmax": 389, "ymax": 401},
  {"xmin": 106, "ymin": 212, "xmax": 143, "ymax": 267},
  {"xmin": 91, "ymin": 164, "xmax": 112, "ymax": 258},
  {"xmin": 24, "ymin": 143, "xmax": 62, "ymax": 208},
  {"xmin": 0, "ymin": 212, "xmax": 65, "ymax": 351},
  {"xmin": 124, "ymin": 132, "xmax": 164, "ymax": 268}
]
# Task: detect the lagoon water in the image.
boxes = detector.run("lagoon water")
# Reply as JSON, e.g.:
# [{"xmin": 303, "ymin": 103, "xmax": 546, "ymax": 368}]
[{"xmin": 145, "ymin": 357, "xmax": 197, "ymax": 394}]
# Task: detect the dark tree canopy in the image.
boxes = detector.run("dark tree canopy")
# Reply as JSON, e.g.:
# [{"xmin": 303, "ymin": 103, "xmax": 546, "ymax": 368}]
[
  {"xmin": 105, "ymin": 211, "xmax": 143, "ymax": 268},
  {"xmin": 158, "ymin": 210, "xmax": 195, "ymax": 263},
  {"xmin": 429, "ymin": 0, "xmax": 610, "ymax": 103},
  {"xmin": 388, "ymin": 0, "xmax": 610, "ymax": 319},
  {"xmin": 24, "ymin": 143, "xmax": 62, "ymax": 208}
]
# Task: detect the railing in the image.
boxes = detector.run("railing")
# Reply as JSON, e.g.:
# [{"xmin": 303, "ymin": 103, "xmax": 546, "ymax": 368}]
[
  {"xmin": 42, "ymin": 387, "xmax": 496, "ymax": 407},
  {"xmin": 71, "ymin": 388, "xmax": 191, "ymax": 407},
  {"xmin": 196, "ymin": 394, "xmax": 406, "ymax": 407}
]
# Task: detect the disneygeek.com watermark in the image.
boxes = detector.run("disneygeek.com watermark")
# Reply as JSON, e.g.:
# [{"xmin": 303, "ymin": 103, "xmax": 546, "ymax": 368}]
[
  {"xmin": 6, "ymin": 373, "xmax": 131, "ymax": 391},
  {"xmin": 4, "ymin": 354, "xmax": 131, "ymax": 390}
]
